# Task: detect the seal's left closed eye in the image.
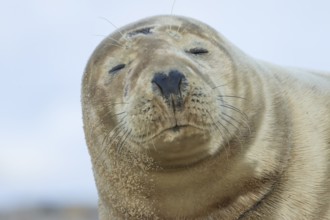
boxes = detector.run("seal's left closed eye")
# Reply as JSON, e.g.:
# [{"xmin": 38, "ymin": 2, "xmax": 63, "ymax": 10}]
[
  {"xmin": 109, "ymin": 64, "xmax": 126, "ymax": 74},
  {"xmin": 186, "ymin": 48, "xmax": 209, "ymax": 55}
]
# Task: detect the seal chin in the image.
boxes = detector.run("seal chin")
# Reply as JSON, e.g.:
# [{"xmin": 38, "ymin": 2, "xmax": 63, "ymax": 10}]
[{"xmin": 145, "ymin": 125, "xmax": 213, "ymax": 168}]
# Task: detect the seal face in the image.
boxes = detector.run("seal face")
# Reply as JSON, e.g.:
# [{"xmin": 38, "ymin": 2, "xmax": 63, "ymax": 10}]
[
  {"xmin": 82, "ymin": 15, "xmax": 330, "ymax": 219},
  {"xmin": 84, "ymin": 16, "xmax": 247, "ymax": 168}
]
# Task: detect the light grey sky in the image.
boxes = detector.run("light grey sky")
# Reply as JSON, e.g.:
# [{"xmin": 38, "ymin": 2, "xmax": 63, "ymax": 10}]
[{"xmin": 0, "ymin": 0, "xmax": 329, "ymax": 210}]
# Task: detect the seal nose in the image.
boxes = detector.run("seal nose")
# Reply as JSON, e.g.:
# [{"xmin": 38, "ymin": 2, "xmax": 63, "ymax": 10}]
[{"xmin": 152, "ymin": 70, "xmax": 185, "ymax": 98}]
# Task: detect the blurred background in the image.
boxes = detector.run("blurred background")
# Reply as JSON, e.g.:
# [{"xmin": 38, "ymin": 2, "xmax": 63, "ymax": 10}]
[{"xmin": 1, "ymin": 0, "xmax": 329, "ymax": 219}]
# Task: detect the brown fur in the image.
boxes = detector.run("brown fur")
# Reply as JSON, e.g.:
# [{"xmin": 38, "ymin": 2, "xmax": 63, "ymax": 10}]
[{"xmin": 82, "ymin": 15, "xmax": 330, "ymax": 219}]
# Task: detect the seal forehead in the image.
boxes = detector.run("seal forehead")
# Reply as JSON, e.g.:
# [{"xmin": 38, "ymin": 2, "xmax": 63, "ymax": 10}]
[{"xmin": 112, "ymin": 15, "xmax": 217, "ymax": 41}]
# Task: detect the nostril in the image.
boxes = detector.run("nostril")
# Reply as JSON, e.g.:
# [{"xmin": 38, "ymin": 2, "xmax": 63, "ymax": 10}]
[
  {"xmin": 152, "ymin": 70, "xmax": 185, "ymax": 98},
  {"xmin": 152, "ymin": 74, "xmax": 166, "ymax": 94}
]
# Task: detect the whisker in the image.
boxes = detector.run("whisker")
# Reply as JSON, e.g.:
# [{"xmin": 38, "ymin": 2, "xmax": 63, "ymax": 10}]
[
  {"xmin": 212, "ymin": 77, "xmax": 236, "ymax": 90},
  {"xmin": 96, "ymin": 130, "xmax": 117, "ymax": 161},
  {"xmin": 112, "ymin": 102, "xmax": 129, "ymax": 105},
  {"xmin": 145, "ymin": 123, "xmax": 151, "ymax": 148},
  {"xmin": 146, "ymin": 122, "xmax": 157, "ymax": 151},
  {"xmin": 98, "ymin": 16, "xmax": 127, "ymax": 40},
  {"xmin": 220, "ymin": 115, "xmax": 242, "ymax": 135},
  {"xmin": 219, "ymin": 116, "xmax": 244, "ymax": 150},
  {"xmin": 104, "ymin": 102, "xmax": 129, "ymax": 107},
  {"xmin": 117, "ymin": 128, "xmax": 132, "ymax": 154},
  {"xmin": 220, "ymin": 103, "xmax": 249, "ymax": 120},
  {"xmin": 212, "ymin": 83, "xmax": 230, "ymax": 90},
  {"xmin": 107, "ymin": 43, "xmax": 126, "ymax": 49},
  {"xmin": 96, "ymin": 118, "xmax": 127, "ymax": 161},
  {"xmin": 169, "ymin": 0, "xmax": 177, "ymax": 32},
  {"xmin": 90, "ymin": 111, "xmax": 127, "ymax": 138},
  {"xmin": 218, "ymin": 95, "xmax": 247, "ymax": 100},
  {"xmin": 105, "ymin": 111, "xmax": 127, "ymax": 120},
  {"xmin": 101, "ymin": 120, "xmax": 125, "ymax": 148},
  {"xmin": 206, "ymin": 110, "xmax": 230, "ymax": 160},
  {"xmin": 106, "ymin": 37, "xmax": 125, "ymax": 45},
  {"xmin": 170, "ymin": 0, "xmax": 176, "ymax": 15},
  {"xmin": 222, "ymin": 112, "xmax": 251, "ymax": 135}
]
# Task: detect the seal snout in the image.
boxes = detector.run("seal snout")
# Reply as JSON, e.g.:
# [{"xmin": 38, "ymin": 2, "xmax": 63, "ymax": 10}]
[
  {"xmin": 151, "ymin": 70, "xmax": 186, "ymax": 98},
  {"xmin": 151, "ymin": 70, "xmax": 187, "ymax": 110}
]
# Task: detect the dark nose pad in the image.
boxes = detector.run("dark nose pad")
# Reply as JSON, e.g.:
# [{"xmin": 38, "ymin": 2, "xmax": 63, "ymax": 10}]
[{"xmin": 151, "ymin": 70, "xmax": 185, "ymax": 98}]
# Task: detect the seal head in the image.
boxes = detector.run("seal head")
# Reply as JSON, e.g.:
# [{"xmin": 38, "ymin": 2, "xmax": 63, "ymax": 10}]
[{"xmin": 83, "ymin": 15, "xmax": 251, "ymax": 168}]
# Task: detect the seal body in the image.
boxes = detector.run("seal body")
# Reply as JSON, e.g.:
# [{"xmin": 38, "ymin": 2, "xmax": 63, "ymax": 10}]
[{"xmin": 82, "ymin": 15, "xmax": 330, "ymax": 219}]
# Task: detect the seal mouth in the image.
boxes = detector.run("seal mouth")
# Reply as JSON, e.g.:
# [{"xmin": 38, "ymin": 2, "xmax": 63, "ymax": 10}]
[
  {"xmin": 158, "ymin": 124, "xmax": 202, "ymax": 135},
  {"xmin": 149, "ymin": 124, "xmax": 204, "ymax": 141},
  {"xmin": 134, "ymin": 124, "xmax": 203, "ymax": 144},
  {"xmin": 167, "ymin": 125, "xmax": 188, "ymax": 132}
]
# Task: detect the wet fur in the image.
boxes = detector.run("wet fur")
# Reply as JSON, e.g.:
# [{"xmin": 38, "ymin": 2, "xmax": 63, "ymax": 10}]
[{"xmin": 82, "ymin": 15, "xmax": 330, "ymax": 219}]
